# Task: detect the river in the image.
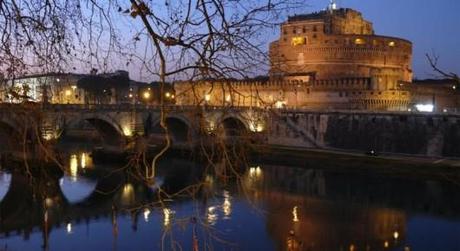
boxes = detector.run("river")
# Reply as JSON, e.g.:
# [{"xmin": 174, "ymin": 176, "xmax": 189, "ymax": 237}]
[{"xmin": 0, "ymin": 143, "xmax": 459, "ymax": 251}]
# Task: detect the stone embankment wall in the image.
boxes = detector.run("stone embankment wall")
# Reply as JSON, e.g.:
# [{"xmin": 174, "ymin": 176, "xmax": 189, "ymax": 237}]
[{"xmin": 267, "ymin": 111, "xmax": 460, "ymax": 157}]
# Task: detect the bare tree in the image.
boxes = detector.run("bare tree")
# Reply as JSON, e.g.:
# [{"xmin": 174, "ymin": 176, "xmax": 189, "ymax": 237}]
[{"xmin": 426, "ymin": 53, "xmax": 459, "ymax": 84}]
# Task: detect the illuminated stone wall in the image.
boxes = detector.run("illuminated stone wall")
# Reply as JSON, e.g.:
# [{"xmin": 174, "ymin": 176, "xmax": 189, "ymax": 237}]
[
  {"xmin": 175, "ymin": 78, "xmax": 410, "ymax": 111},
  {"xmin": 269, "ymin": 8, "xmax": 413, "ymax": 89}
]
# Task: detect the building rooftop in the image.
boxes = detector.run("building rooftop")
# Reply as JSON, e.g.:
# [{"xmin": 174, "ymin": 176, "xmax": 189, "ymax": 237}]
[{"xmin": 287, "ymin": 8, "xmax": 361, "ymax": 22}]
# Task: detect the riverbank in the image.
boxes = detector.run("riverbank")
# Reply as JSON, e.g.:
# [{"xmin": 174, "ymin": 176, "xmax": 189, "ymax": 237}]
[{"xmin": 250, "ymin": 144, "xmax": 460, "ymax": 176}]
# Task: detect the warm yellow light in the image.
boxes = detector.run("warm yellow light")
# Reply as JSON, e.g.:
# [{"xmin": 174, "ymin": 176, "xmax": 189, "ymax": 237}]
[
  {"xmin": 163, "ymin": 208, "xmax": 174, "ymax": 227},
  {"xmin": 222, "ymin": 191, "xmax": 232, "ymax": 218},
  {"xmin": 388, "ymin": 41, "xmax": 396, "ymax": 47},
  {"xmin": 143, "ymin": 91, "xmax": 151, "ymax": 99},
  {"xmin": 65, "ymin": 90, "xmax": 72, "ymax": 96},
  {"xmin": 128, "ymin": 93, "xmax": 133, "ymax": 98},
  {"xmin": 384, "ymin": 241, "xmax": 389, "ymax": 248},
  {"xmin": 275, "ymin": 100, "xmax": 286, "ymax": 109},
  {"xmin": 249, "ymin": 122, "xmax": 264, "ymax": 132},
  {"xmin": 123, "ymin": 126, "xmax": 132, "ymax": 136},
  {"xmin": 292, "ymin": 206, "xmax": 299, "ymax": 222},
  {"xmin": 355, "ymin": 38, "xmax": 366, "ymax": 45},
  {"xmin": 249, "ymin": 166, "xmax": 262, "ymax": 179},
  {"xmin": 349, "ymin": 244, "xmax": 355, "ymax": 251},
  {"xmin": 70, "ymin": 154, "xmax": 78, "ymax": 181},
  {"xmin": 205, "ymin": 94, "xmax": 211, "ymax": 102},
  {"xmin": 165, "ymin": 92, "xmax": 171, "ymax": 98},
  {"xmin": 225, "ymin": 95, "xmax": 231, "ymax": 102},
  {"xmin": 291, "ymin": 36, "xmax": 306, "ymax": 46},
  {"xmin": 393, "ymin": 231, "xmax": 399, "ymax": 240},
  {"xmin": 81, "ymin": 153, "xmax": 87, "ymax": 168},
  {"xmin": 171, "ymin": 94, "xmax": 175, "ymax": 99},
  {"xmin": 71, "ymin": 85, "xmax": 77, "ymax": 90}
]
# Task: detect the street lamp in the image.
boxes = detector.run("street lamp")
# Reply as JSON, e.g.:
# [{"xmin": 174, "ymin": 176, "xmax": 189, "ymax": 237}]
[{"xmin": 143, "ymin": 91, "xmax": 151, "ymax": 99}]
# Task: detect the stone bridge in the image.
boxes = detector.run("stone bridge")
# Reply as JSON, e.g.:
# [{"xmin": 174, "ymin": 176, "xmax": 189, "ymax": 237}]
[
  {"xmin": 0, "ymin": 104, "xmax": 269, "ymax": 152},
  {"xmin": 0, "ymin": 104, "xmax": 459, "ymax": 157}
]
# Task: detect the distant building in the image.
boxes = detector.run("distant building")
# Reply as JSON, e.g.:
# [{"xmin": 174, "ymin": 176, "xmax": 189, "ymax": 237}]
[
  {"xmin": 175, "ymin": 5, "xmax": 414, "ymax": 111},
  {"xmin": 0, "ymin": 73, "xmax": 85, "ymax": 104},
  {"xmin": 0, "ymin": 71, "xmax": 175, "ymax": 105},
  {"xmin": 406, "ymin": 79, "xmax": 460, "ymax": 112}
]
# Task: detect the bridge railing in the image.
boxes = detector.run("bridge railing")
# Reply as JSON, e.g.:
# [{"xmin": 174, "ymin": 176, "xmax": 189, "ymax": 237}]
[{"xmin": 2, "ymin": 102, "xmax": 460, "ymax": 117}]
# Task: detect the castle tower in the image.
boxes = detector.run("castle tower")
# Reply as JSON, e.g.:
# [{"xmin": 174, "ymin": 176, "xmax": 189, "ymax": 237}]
[{"xmin": 269, "ymin": 6, "xmax": 413, "ymax": 91}]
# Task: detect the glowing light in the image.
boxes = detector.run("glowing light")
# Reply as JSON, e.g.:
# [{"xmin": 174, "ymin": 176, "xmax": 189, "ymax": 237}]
[
  {"xmin": 443, "ymin": 108, "xmax": 448, "ymax": 113},
  {"xmin": 66, "ymin": 223, "xmax": 72, "ymax": 234},
  {"xmin": 393, "ymin": 231, "xmax": 399, "ymax": 240},
  {"xmin": 71, "ymin": 85, "xmax": 77, "ymax": 90},
  {"xmin": 355, "ymin": 38, "xmax": 366, "ymax": 45},
  {"xmin": 121, "ymin": 183, "xmax": 135, "ymax": 205},
  {"xmin": 415, "ymin": 104, "xmax": 434, "ymax": 112},
  {"xmin": 225, "ymin": 94, "xmax": 231, "ymax": 102},
  {"xmin": 349, "ymin": 244, "xmax": 355, "ymax": 251},
  {"xmin": 171, "ymin": 94, "xmax": 175, "ymax": 99},
  {"xmin": 384, "ymin": 241, "xmax": 389, "ymax": 248},
  {"xmin": 204, "ymin": 94, "xmax": 211, "ymax": 102},
  {"xmin": 249, "ymin": 122, "xmax": 264, "ymax": 132},
  {"xmin": 249, "ymin": 166, "xmax": 262, "ymax": 179},
  {"xmin": 65, "ymin": 90, "xmax": 72, "ymax": 96},
  {"xmin": 165, "ymin": 92, "xmax": 171, "ymax": 98},
  {"xmin": 123, "ymin": 126, "xmax": 132, "ymax": 136},
  {"xmin": 128, "ymin": 93, "xmax": 133, "ymax": 98},
  {"xmin": 292, "ymin": 206, "xmax": 299, "ymax": 222},
  {"xmin": 81, "ymin": 153, "xmax": 87, "ymax": 168},
  {"xmin": 222, "ymin": 191, "xmax": 232, "ymax": 218},
  {"xmin": 43, "ymin": 133, "xmax": 55, "ymax": 141},
  {"xmin": 453, "ymin": 85, "xmax": 457, "ymax": 90},
  {"xmin": 407, "ymin": 108, "xmax": 412, "ymax": 112},
  {"xmin": 291, "ymin": 37, "xmax": 306, "ymax": 46},
  {"xmin": 56, "ymin": 78, "xmax": 60, "ymax": 82},
  {"xmin": 207, "ymin": 120, "xmax": 215, "ymax": 133},
  {"xmin": 207, "ymin": 206, "xmax": 218, "ymax": 225},
  {"xmin": 143, "ymin": 91, "xmax": 151, "ymax": 99},
  {"xmin": 143, "ymin": 208, "xmax": 151, "ymax": 222},
  {"xmin": 163, "ymin": 208, "xmax": 174, "ymax": 227},
  {"xmin": 45, "ymin": 197, "xmax": 54, "ymax": 207},
  {"xmin": 275, "ymin": 100, "xmax": 286, "ymax": 109},
  {"xmin": 70, "ymin": 154, "xmax": 78, "ymax": 181},
  {"xmin": 388, "ymin": 41, "xmax": 396, "ymax": 47}
]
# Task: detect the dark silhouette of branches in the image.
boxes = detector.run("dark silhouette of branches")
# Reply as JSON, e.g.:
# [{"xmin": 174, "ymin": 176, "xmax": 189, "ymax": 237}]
[{"xmin": 426, "ymin": 53, "xmax": 459, "ymax": 84}]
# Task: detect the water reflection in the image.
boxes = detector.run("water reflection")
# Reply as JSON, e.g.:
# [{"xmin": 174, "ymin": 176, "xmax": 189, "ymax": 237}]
[
  {"xmin": 68, "ymin": 152, "xmax": 93, "ymax": 182},
  {"xmin": 0, "ymin": 171, "xmax": 11, "ymax": 202},
  {"xmin": 0, "ymin": 153, "xmax": 458, "ymax": 250}
]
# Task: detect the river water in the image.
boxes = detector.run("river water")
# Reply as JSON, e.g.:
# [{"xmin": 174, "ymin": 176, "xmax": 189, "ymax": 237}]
[{"xmin": 0, "ymin": 145, "xmax": 459, "ymax": 251}]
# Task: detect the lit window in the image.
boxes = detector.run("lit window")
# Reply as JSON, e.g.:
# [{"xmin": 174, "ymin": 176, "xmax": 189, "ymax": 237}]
[
  {"xmin": 354, "ymin": 38, "xmax": 365, "ymax": 45},
  {"xmin": 388, "ymin": 41, "xmax": 396, "ymax": 47},
  {"xmin": 291, "ymin": 37, "xmax": 306, "ymax": 46}
]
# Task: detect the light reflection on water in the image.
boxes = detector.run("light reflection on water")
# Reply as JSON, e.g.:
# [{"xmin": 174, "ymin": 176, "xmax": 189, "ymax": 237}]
[
  {"xmin": 0, "ymin": 154, "xmax": 459, "ymax": 251},
  {"xmin": 0, "ymin": 171, "xmax": 11, "ymax": 202}
]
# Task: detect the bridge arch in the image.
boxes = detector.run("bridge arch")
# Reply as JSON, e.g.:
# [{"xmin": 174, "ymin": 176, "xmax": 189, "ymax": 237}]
[
  {"xmin": 61, "ymin": 114, "xmax": 125, "ymax": 146},
  {"xmin": 151, "ymin": 115, "xmax": 191, "ymax": 145},
  {"xmin": 218, "ymin": 115, "xmax": 250, "ymax": 138}
]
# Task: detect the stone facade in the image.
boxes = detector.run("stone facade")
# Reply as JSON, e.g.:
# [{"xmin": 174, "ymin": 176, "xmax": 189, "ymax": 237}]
[
  {"xmin": 174, "ymin": 78, "xmax": 410, "ymax": 111},
  {"xmin": 175, "ymin": 6, "xmax": 416, "ymax": 111},
  {"xmin": 269, "ymin": 8, "xmax": 413, "ymax": 88}
]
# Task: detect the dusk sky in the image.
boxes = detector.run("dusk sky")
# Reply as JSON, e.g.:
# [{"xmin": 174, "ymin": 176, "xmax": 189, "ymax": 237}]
[{"xmin": 297, "ymin": 0, "xmax": 460, "ymax": 79}]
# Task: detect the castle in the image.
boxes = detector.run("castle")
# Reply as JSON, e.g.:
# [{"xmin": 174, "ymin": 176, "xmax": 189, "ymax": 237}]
[{"xmin": 175, "ymin": 3, "xmax": 420, "ymax": 111}]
